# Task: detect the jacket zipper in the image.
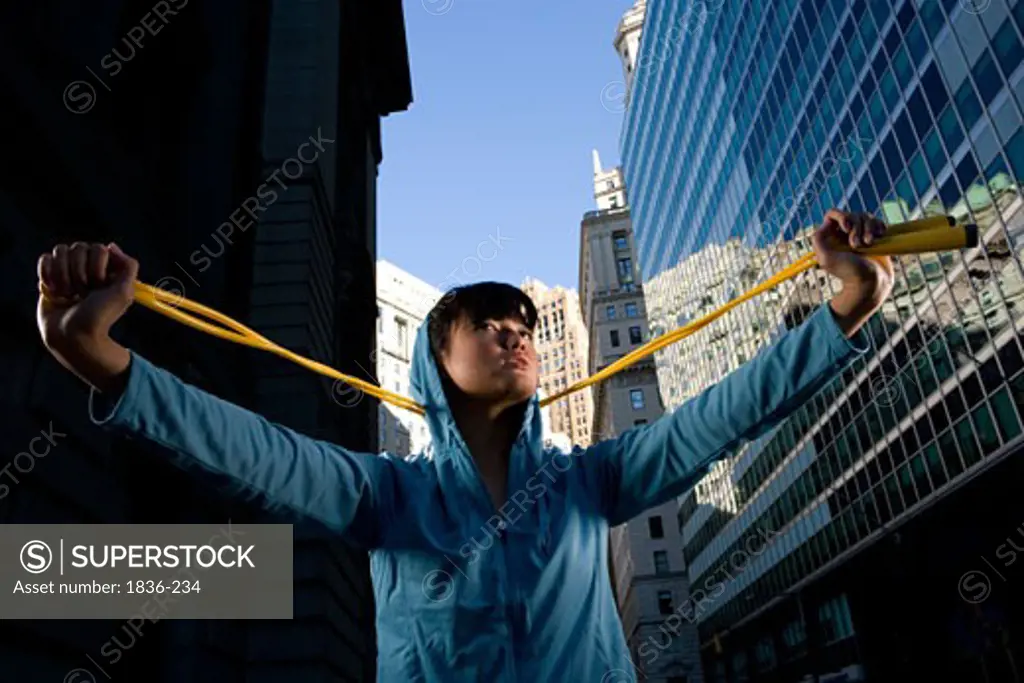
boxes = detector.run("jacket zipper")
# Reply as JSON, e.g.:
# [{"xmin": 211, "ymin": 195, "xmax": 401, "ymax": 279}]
[{"xmin": 449, "ymin": 425, "xmax": 521, "ymax": 682}]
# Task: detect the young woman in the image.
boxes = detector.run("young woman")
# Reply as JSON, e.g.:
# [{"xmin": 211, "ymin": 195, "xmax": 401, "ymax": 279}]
[{"xmin": 36, "ymin": 209, "xmax": 892, "ymax": 681}]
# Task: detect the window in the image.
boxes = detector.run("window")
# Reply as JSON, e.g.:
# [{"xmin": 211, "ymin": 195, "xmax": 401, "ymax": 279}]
[
  {"xmin": 631, "ymin": 389, "xmax": 645, "ymax": 410},
  {"xmin": 610, "ymin": 330, "xmax": 620, "ymax": 347},
  {"xmin": 657, "ymin": 590, "xmax": 673, "ymax": 614},
  {"xmin": 953, "ymin": 81, "xmax": 981, "ymax": 133},
  {"xmin": 396, "ymin": 317, "xmax": 408, "ymax": 356},
  {"xmin": 629, "ymin": 326, "xmax": 643, "ymax": 344},
  {"xmin": 782, "ymin": 618, "xmax": 807, "ymax": 660},
  {"xmin": 994, "ymin": 18, "xmax": 1024, "ymax": 75},
  {"xmin": 606, "ymin": 180, "xmax": 615, "ymax": 190},
  {"xmin": 613, "ymin": 231, "xmax": 628, "ymax": 250},
  {"xmin": 654, "ymin": 550, "xmax": 670, "ymax": 574},
  {"xmin": 617, "ymin": 257, "xmax": 634, "ymax": 283},
  {"xmin": 818, "ymin": 594, "xmax": 856, "ymax": 644},
  {"xmin": 649, "ymin": 515, "xmax": 664, "ymax": 538},
  {"xmin": 610, "ymin": 196, "xmax": 619, "ymax": 208},
  {"xmin": 730, "ymin": 651, "xmax": 748, "ymax": 683},
  {"xmin": 625, "ymin": 302, "xmax": 638, "ymax": 317},
  {"xmin": 754, "ymin": 636, "xmax": 777, "ymax": 671},
  {"xmin": 606, "ymin": 305, "xmax": 616, "ymax": 319}
]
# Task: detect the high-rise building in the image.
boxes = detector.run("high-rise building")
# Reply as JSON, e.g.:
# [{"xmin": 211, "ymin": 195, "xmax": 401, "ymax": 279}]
[
  {"xmin": 375, "ymin": 260, "xmax": 440, "ymax": 457},
  {"xmin": 615, "ymin": 0, "xmax": 648, "ymax": 93},
  {"xmin": 583, "ymin": 148, "xmax": 703, "ymax": 683},
  {"xmin": 621, "ymin": 0, "xmax": 1024, "ymax": 680},
  {"xmin": 0, "ymin": 1, "xmax": 411, "ymax": 680},
  {"xmin": 520, "ymin": 278, "xmax": 595, "ymax": 448}
]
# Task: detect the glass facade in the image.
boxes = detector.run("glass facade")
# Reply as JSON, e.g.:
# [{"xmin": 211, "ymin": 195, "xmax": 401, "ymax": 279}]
[{"xmin": 621, "ymin": 0, "xmax": 1024, "ymax": 678}]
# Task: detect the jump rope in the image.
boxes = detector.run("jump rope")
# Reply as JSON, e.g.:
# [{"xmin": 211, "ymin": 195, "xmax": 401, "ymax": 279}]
[{"xmin": 40, "ymin": 215, "xmax": 978, "ymax": 417}]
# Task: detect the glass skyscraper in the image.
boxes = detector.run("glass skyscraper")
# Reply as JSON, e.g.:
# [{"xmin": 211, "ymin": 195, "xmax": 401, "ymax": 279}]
[{"xmin": 621, "ymin": 0, "xmax": 1024, "ymax": 680}]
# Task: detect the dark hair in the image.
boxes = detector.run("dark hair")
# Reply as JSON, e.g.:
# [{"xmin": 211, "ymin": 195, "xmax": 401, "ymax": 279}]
[{"xmin": 427, "ymin": 282, "xmax": 538, "ymax": 361}]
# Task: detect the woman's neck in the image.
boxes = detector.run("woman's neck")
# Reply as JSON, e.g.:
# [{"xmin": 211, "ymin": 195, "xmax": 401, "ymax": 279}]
[{"xmin": 449, "ymin": 394, "xmax": 524, "ymax": 475}]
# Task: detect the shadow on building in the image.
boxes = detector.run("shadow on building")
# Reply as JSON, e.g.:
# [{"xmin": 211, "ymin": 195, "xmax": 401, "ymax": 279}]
[
  {"xmin": 703, "ymin": 442, "xmax": 1024, "ymax": 683},
  {"xmin": 0, "ymin": 1, "xmax": 411, "ymax": 680}
]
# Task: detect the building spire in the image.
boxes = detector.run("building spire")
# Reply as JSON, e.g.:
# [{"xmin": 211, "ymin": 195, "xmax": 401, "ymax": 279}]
[{"xmin": 592, "ymin": 149, "xmax": 603, "ymax": 176}]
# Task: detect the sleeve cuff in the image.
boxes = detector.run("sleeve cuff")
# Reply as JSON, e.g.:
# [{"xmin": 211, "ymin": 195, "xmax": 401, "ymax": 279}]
[
  {"xmin": 815, "ymin": 302, "xmax": 871, "ymax": 362},
  {"xmin": 88, "ymin": 350, "xmax": 145, "ymax": 428}
]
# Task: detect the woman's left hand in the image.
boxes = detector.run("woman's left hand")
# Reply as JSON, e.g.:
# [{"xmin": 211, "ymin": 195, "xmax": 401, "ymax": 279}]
[{"xmin": 812, "ymin": 208, "xmax": 896, "ymax": 336}]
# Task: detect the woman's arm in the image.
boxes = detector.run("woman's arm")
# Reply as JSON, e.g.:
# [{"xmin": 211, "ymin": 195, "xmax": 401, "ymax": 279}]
[
  {"xmin": 37, "ymin": 242, "xmax": 399, "ymax": 549},
  {"xmin": 88, "ymin": 346, "xmax": 400, "ymax": 549},
  {"xmin": 577, "ymin": 209, "xmax": 893, "ymax": 526},
  {"xmin": 580, "ymin": 302, "xmax": 869, "ymax": 526}
]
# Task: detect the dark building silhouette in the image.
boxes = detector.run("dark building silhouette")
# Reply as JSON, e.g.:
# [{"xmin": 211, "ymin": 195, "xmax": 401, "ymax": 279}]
[{"xmin": 0, "ymin": 1, "xmax": 411, "ymax": 680}]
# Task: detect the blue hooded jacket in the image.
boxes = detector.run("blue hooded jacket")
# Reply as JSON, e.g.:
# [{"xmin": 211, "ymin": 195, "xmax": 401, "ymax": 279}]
[{"xmin": 89, "ymin": 302, "xmax": 868, "ymax": 681}]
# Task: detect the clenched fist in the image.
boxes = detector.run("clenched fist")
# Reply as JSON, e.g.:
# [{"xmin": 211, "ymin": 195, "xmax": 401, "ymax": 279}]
[
  {"xmin": 36, "ymin": 242, "xmax": 137, "ymax": 392},
  {"xmin": 811, "ymin": 209, "xmax": 895, "ymax": 294},
  {"xmin": 811, "ymin": 209, "xmax": 895, "ymax": 339}
]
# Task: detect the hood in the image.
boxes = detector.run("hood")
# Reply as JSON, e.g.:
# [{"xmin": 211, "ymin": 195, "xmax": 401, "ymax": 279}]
[{"xmin": 408, "ymin": 319, "xmax": 549, "ymax": 521}]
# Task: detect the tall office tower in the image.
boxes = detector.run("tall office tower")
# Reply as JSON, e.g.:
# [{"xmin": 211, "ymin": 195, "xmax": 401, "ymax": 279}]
[
  {"xmin": 520, "ymin": 278, "xmax": 594, "ymax": 448},
  {"xmin": 583, "ymin": 149, "xmax": 703, "ymax": 683},
  {"xmin": 375, "ymin": 260, "xmax": 440, "ymax": 457},
  {"xmin": 0, "ymin": 1, "xmax": 411, "ymax": 680},
  {"xmin": 621, "ymin": 0, "xmax": 1024, "ymax": 681}
]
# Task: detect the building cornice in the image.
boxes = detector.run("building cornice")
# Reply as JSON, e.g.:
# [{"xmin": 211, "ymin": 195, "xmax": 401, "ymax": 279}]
[
  {"xmin": 582, "ymin": 207, "xmax": 632, "ymax": 225},
  {"xmin": 592, "ymin": 286, "xmax": 646, "ymax": 303}
]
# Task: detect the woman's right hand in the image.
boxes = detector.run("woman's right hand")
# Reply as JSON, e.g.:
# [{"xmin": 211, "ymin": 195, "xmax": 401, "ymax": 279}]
[{"xmin": 36, "ymin": 242, "xmax": 137, "ymax": 389}]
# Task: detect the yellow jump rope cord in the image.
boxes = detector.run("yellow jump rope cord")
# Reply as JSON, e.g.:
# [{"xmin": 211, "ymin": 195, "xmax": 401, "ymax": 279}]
[{"xmin": 39, "ymin": 216, "xmax": 976, "ymax": 417}]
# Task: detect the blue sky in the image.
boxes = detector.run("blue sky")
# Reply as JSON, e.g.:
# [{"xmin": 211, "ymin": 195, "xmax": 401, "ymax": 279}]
[{"xmin": 377, "ymin": 0, "xmax": 635, "ymax": 294}]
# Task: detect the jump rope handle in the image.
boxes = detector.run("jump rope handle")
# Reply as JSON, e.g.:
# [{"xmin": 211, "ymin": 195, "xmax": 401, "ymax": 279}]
[{"xmin": 830, "ymin": 214, "xmax": 977, "ymax": 256}]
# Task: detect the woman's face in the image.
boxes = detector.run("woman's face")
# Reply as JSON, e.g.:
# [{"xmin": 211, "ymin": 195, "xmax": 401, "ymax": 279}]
[{"xmin": 439, "ymin": 314, "xmax": 538, "ymax": 405}]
